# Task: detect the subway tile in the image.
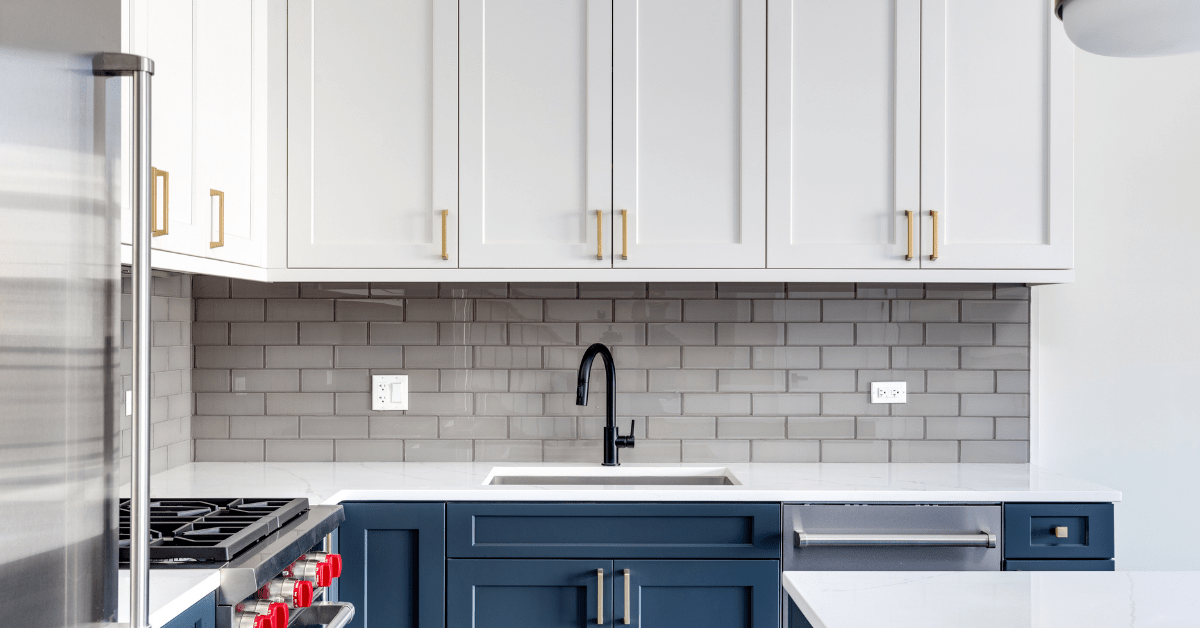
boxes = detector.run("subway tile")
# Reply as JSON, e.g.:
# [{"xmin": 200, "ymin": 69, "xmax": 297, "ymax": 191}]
[
  {"xmin": 404, "ymin": 299, "xmax": 472, "ymax": 322},
  {"xmin": 719, "ymin": 370, "xmax": 787, "ymax": 392},
  {"xmin": 927, "ymin": 370, "xmax": 994, "ymax": 393},
  {"xmin": 649, "ymin": 416, "xmax": 716, "ymax": 439},
  {"xmin": 648, "ymin": 370, "xmax": 718, "ymax": 392},
  {"xmin": 620, "ymin": 439, "xmax": 683, "ymax": 463},
  {"xmin": 369, "ymin": 283, "xmax": 439, "ymax": 299},
  {"xmin": 995, "ymin": 417, "xmax": 1030, "ymax": 440},
  {"xmin": 195, "ymin": 346, "xmax": 263, "ymax": 369},
  {"xmin": 856, "ymin": 417, "xmax": 924, "ymax": 440},
  {"xmin": 994, "ymin": 284, "xmax": 1030, "ymax": 300},
  {"xmin": 823, "ymin": 300, "xmax": 889, "ymax": 322},
  {"xmin": 475, "ymin": 300, "xmax": 543, "ymax": 322},
  {"xmin": 194, "ymin": 370, "xmax": 231, "ymax": 393},
  {"xmin": 193, "ymin": 322, "xmax": 229, "ymax": 346},
  {"xmin": 337, "ymin": 299, "xmax": 406, "ymax": 322},
  {"xmin": 579, "ymin": 323, "xmax": 646, "ymax": 345},
  {"xmin": 788, "ymin": 370, "xmax": 856, "ymax": 393},
  {"xmin": 962, "ymin": 300, "xmax": 1028, "ymax": 323},
  {"xmin": 333, "ymin": 393, "xmax": 375, "ymax": 416},
  {"xmin": 152, "ymin": 322, "xmax": 184, "ymax": 346},
  {"xmin": 230, "ymin": 322, "xmax": 298, "ymax": 346},
  {"xmin": 167, "ymin": 297, "xmax": 191, "ymax": 322},
  {"xmin": 719, "ymin": 416, "xmax": 786, "ymax": 439},
  {"xmin": 440, "ymin": 369, "xmax": 509, "ymax": 392},
  {"xmin": 717, "ymin": 283, "xmax": 785, "ymax": 299},
  {"xmin": 961, "ymin": 393, "xmax": 1029, "ymax": 417},
  {"xmin": 996, "ymin": 371, "xmax": 1030, "ymax": 393},
  {"xmin": 409, "ymin": 392, "xmax": 474, "ymax": 415},
  {"xmin": 752, "ymin": 347, "xmax": 820, "ymax": 369},
  {"xmin": 437, "ymin": 283, "xmax": 506, "ymax": 298},
  {"xmin": 615, "ymin": 300, "xmax": 682, "ymax": 322},
  {"xmin": 649, "ymin": 282, "xmax": 715, "ymax": 299},
  {"xmin": 441, "ymin": 322, "xmax": 508, "ymax": 345},
  {"xmin": 335, "ymin": 439, "xmax": 406, "ymax": 461},
  {"xmin": 475, "ymin": 346, "xmax": 542, "ymax": 369},
  {"xmin": 926, "ymin": 323, "xmax": 992, "ymax": 346},
  {"xmin": 787, "ymin": 283, "xmax": 855, "ymax": 299},
  {"xmin": 622, "ymin": 392, "xmax": 683, "ymax": 415},
  {"xmin": 856, "ymin": 370, "xmax": 925, "ymax": 393},
  {"xmin": 787, "ymin": 323, "xmax": 855, "ymax": 345},
  {"xmin": 230, "ymin": 416, "xmax": 300, "ymax": 439},
  {"xmin": 509, "ymin": 282, "xmax": 576, "ymax": 298},
  {"xmin": 231, "ymin": 369, "xmax": 301, "ymax": 392},
  {"xmin": 822, "ymin": 393, "xmax": 888, "ymax": 416},
  {"xmin": 682, "ymin": 440, "xmax": 750, "ymax": 462},
  {"xmin": 509, "ymin": 416, "xmax": 577, "ymax": 439},
  {"xmin": 683, "ymin": 393, "xmax": 751, "ymax": 415},
  {"xmin": 191, "ymin": 416, "xmax": 229, "ymax": 440},
  {"xmin": 374, "ymin": 368, "xmax": 437, "ymax": 392},
  {"xmin": 892, "ymin": 394, "xmax": 959, "ymax": 417},
  {"xmin": 684, "ymin": 300, "xmax": 751, "ymax": 322},
  {"xmin": 925, "ymin": 284, "xmax": 994, "ymax": 300},
  {"xmin": 960, "ymin": 440, "xmax": 1028, "ymax": 463},
  {"xmin": 196, "ymin": 299, "xmax": 265, "ymax": 321},
  {"xmin": 751, "ymin": 440, "xmax": 820, "ymax": 462},
  {"xmin": 682, "ymin": 346, "xmax": 751, "ymax": 369},
  {"xmin": 891, "ymin": 440, "xmax": 959, "ymax": 462},
  {"xmin": 753, "ymin": 300, "xmax": 820, "ymax": 322},
  {"xmin": 152, "ymin": 370, "xmax": 183, "ymax": 397},
  {"xmin": 821, "ymin": 347, "xmax": 889, "ymax": 369},
  {"xmin": 301, "ymin": 283, "xmax": 369, "ymax": 299},
  {"xmin": 231, "ymin": 280, "xmax": 298, "ymax": 299},
  {"xmin": 544, "ymin": 346, "xmax": 587, "ymax": 369},
  {"xmin": 151, "ymin": 417, "xmax": 188, "ymax": 448},
  {"xmin": 300, "ymin": 322, "xmax": 368, "ymax": 345},
  {"xmin": 752, "ymin": 393, "xmax": 820, "ymax": 415},
  {"xmin": 335, "ymin": 345, "xmax": 404, "ymax": 368},
  {"xmin": 717, "ymin": 323, "xmax": 785, "ymax": 345},
  {"xmin": 194, "ymin": 439, "xmax": 263, "ymax": 462},
  {"xmin": 475, "ymin": 440, "xmax": 544, "ymax": 462},
  {"xmin": 193, "ymin": 275, "xmax": 230, "ymax": 298},
  {"xmin": 266, "ymin": 439, "xmax": 333, "ymax": 462},
  {"xmin": 266, "ymin": 299, "xmax": 334, "ymax": 321},
  {"xmin": 266, "ymin": 392, "xmax": 334, "ymax": 415},
  {"xmin": 406, "ymin": 346, "xmax": 472, "ymax": 368},
  {"xmin": 440, "ymin": 416, "xmax": 509, "ymax": 438},
  {"xmin": 961, "ymin": 347, "xmax": 1028, "ymax": 369},
  {"xmin": 405, "ymin": 439, "xmax": 473, "ymax": 461},
  {"xmin": 166, "ymin": 394, "xmax": 190, "ymax": 421},
  {"xmin": 926, "ymin": 417, "xmax": 993, "ymax": 439},
  {"xmin": 543, "ymin": 440, "xmax": 602, "ymax": 463},
  {"xmin": 369, "ymin": 416, "xmax": 439, "ymax": 439},
  {"xmin": 891, "ymin": 347, "xmax": 959, "ymax": 369},
  {"xmin": 856, "ymin": 323, "xmax": 923, "ymax": 346},
  {"xmin": 265, "ymin": 346, "xmax": 334, "ymax": 368},
  {"xmin": 821, "ymin": 440, "xmax": 889, "ymax": 462},
  {"xmin": 152, "ymin": 274, "xmax": 185, "ymax": 297},
  {"xmin": 891, "ymin": 300, "xmax": 959, "ymax": 322},
  {"xmin": 150, "ymin": 296, "xmax": 170, "ymax": 321},
  {"xmin": 301, "ymin": 369, "xmax": 370, "ymax": 392},
  {"xmin": 578, "ymin": 283, "xmax": 646, "ymax": 299},
  {"xmin": 647, "ymin": 323, "xmax": 715, "ymax": 346},
  {"xmin": 856, "ymin": 283, "xmax": 924, "ymax": 299},
  {"xmin": 196, "ymin": 392, "xmax": 265, "ymax": 415},
  {"xmin": 301, "ymin": 416, "xmax": 369, "ymax": 439},
  {"xmin": 995, "ymin": 324, "xmax": 1030, "ymax": 346},
  {"xmin": 370, "ymin": 322, "xmax": 439, "ymax": 345},
  {"xmin": 509, "ymin": 323, "xmax": 577, "ymax": 345}
]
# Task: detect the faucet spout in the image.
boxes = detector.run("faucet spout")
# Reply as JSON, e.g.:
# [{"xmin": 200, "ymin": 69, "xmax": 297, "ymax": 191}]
[{"xmin": 576, "ymin": 342, "xmax": 634, "ymax": 465}]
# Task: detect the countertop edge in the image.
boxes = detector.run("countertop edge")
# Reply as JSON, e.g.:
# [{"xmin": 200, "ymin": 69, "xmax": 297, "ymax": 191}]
[{"xmin": 118, "ymin": 570, "xmax": 221, "ymax": 628}]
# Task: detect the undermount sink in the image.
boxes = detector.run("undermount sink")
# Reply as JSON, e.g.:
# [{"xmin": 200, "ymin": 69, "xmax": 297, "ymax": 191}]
[{"xmin": 484, "ymin": 466, "xmax": 740, "ymax": 486}]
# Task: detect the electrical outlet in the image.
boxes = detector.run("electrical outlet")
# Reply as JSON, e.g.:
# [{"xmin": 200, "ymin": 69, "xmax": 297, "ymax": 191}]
[
  {"xmin": 870, "ymin": 381, "xmax": 907, "ymax": 404},
  {"xmin": 372, "ymin": 375, "xmax": 408, "ymax": 411}
]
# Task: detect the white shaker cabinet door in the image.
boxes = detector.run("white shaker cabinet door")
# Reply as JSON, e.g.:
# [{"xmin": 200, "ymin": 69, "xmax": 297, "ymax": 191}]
[
  {"xmin": 766, "ymin": 0, "xmax": 921, "ymax": 269},
  {"xmin": 288, "ymin": 0, "xmax": 458, "ymax": 268},
  {"xmin": 459, "ymin": 0, "xmax": 613, "ymax": 268},
  {"xmin": 920, "ymin": 0, "xmax": 1073, "ymax": 269},
  {"xmin": 613, "ymin": 0, "xmax": 766, "ymax": 268}
]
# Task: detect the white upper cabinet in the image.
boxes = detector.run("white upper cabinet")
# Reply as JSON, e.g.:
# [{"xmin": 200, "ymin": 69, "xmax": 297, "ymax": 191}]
[
  {"xmin": 458, "ymin": 0, "xmax": 612, "ymax": 269},
  {"xmin": 920, "ymin": 0, "xmax": 1073, "ymax": 269},
  {"xmin": 767, "ymin": 0, "xmax": 921, "ymax": 269},
  {"xmin": 613, "ymin": 0, "xmax": 766, "ymax": 268},
  {"xmin": 288, "ymin": 0, "xmax": 458, "ymax": 268}
]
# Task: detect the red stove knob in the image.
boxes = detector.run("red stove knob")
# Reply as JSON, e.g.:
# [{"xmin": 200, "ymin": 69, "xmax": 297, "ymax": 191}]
[
  {"xmin": 324, "ymin": 553, "xmax": 342, "ymax": 578},
  {"xmin": 258, "ymin": 577, "xmax": 314, "ymax": 608},
  {"xmin": 235, "ymin": 600, "xmax": 288, "ymax": 627},
  {"xmin": 268, "ymin": 602, "xmax": 288, "ymax": 627},
  {"xmin": 296, "ymin": 579, "xmax": 314, "ymax": 607},
  {"xmin": 233, "ymin": 610, "xmax": 274, "ymax": 628},
  {"xmin": 315, "ymin": 561, "xmax": 332, "ymax": 588}
]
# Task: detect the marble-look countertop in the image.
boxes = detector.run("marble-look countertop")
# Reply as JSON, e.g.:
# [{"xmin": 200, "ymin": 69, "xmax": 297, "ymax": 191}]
[
  {"xmin": 117, "ymin": 569, "xmax": 221, "ymax": 628},
  {"xmin": 782, "ymin": 571, "xmax": 1200, "ymax": 628},
  {"xmin": 141, "ymin": 462, "xmax": 1121, "ymax": 504}
]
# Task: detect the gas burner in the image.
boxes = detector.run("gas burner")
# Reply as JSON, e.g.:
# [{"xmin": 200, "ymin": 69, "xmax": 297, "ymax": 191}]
[{"xmin": 118, "ymin": 497, "xmax": 308, "ymax": 564}]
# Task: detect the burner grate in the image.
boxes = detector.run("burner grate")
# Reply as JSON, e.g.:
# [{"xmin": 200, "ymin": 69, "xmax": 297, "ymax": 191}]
[{"xmin": 118, "ymin": 498, "xmax": 308, "ymax": 564}]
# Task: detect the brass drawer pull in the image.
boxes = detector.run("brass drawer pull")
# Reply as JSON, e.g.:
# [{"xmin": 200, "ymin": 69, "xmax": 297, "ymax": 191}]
[
  {"xmin": 596, "ymin": 210, "xmax": 603, "ymax": 260},
  {"xmin": 904, "ymin": 210, "xmax": 914, "ymax": 261},
  {"xmin": 597, "ymin": 568, "xmax": 603, "ymax": 624},
  {"xmin": 151, "ymin": 168, "xmax": 169, "ymax": 236},
  {"xmin": 623, "ymin": 569, "xmax": 631, "ymax": 624},
  {"xmin": 620, "ymin": 209, "xmax": 629, "ymax": 260},
  {"xmin": 441, "ymin": 209, "xmax": 449, "ymax": 260},
  {"xmin": 209, "ymin": 189, "xmax": 224, "ymax": 248},
  {"xmin": 929, "ymin": 210, "xmax": 939, "ymax": 261},
  {"xmin": 1054, "ymin": 526, "xmax": 1069, "ymax": 538}
]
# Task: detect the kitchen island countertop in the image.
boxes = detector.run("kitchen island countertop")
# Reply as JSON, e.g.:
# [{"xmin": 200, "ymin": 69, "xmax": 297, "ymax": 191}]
[{"xmin": 117, "ymin": 569, "xmax": 220, "ymax": 628}]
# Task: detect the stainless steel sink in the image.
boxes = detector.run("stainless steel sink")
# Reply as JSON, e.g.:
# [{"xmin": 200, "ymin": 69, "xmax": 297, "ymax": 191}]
[{"xmin": 484, "ymin": 467, "xmax": 739, "ymax": 486}]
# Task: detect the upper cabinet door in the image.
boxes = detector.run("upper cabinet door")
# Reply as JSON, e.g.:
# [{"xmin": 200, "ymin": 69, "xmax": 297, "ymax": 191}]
[
  {"xmin": 766, "ymin": 0, "xmax": 920, "ymax": 269},
  {"xmin": 459, "ymin": 0, "xmax": 612, "ymax": 269},
  {"xmin": 921, "ymin": 0, "xmax": 1073, "ymax": 269},
  {"xmin": 613, "ymin": 0, "xmax": 766, "ymax": 268},
  {"xmin": 288, "ymin": 0, "xmax": 458, "ymax": 269}
]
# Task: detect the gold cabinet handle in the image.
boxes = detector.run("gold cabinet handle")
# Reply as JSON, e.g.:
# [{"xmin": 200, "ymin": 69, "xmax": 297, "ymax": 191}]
[
  {"xmin": 904, "ymin": 210, "xmax": 914, "ymax": 261},
  {"xmin": 209, "ymin": 189, "xmax": 224, "ymax": 248},
  {"xmin": 441, "ymin": 209, "xmax": 449, "ymax": 260},
  {"xmin": 597, "ymin": 569, "xmax": 603, "ymax": 624},
  {"xmin": 151, "ymin": 167, "xmax": 169, "ymax": 236},
  {"xmin": 622, "ymin": 569, "xmax": 631, "ymax": 624},
  {"xmin": 620, "ymin": 209, "xmax": 629, "ymax": 260},
  {"xmin": 928, "ymin": 210, "xmax": 939, "ymax": 261},
  {"xmin": 596, "ymin": 210, "xmax": 604, "ymax": 260},
  {"xmin": 1054, "ymin": 526, "xmax": 1069, "ymax": 538}
]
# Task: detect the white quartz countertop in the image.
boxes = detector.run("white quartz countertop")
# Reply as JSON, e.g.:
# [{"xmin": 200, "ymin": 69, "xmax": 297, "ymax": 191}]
[
  {"xmin": 782, "ymin": 571, "xmax": 1200, "ymax": 628},
  {"xmin": 117, "ymin": 569, "xmax": 220, "ymax": 628},
  {"xmin": 141, "ymin": 462, "xmax": 1120, "ymax": 504}
]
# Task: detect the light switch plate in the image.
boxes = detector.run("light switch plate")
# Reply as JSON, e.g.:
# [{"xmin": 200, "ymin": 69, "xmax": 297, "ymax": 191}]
[
  {"xmin": 372, "ymin": 375, "xmax": 409, "ymax": 411},
  {"xmin": 870, "ymin": 381, "xmax": 907, "ymax": 404}
]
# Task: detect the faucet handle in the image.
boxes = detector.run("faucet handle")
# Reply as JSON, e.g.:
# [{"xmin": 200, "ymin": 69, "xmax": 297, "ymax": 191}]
[{"xmin": 616, "ymin": 420, "xmax": 635, "ymax": 449}]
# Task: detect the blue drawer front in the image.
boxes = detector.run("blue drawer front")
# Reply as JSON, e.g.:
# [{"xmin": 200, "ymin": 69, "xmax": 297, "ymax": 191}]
[
  {"xmin": 1004, "ymin": 503, "xmax": 1114, "ymax": 560},
  {"xmin": 162, "ymin": 592, "xmax": 215, "ymax": 628},
  {"xmin": 447, "ymin": 502, "xmax": 781, "ymax": 559},
  {"xmin": 1004, "ymin": 559, "xmax": 1115, "ymax": 571}
]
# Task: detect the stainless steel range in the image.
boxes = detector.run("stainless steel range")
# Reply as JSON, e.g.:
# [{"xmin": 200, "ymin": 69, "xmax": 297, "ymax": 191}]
[{"xmin": 118, "ymin": 498, "xmax": 352, "ymax": 628}]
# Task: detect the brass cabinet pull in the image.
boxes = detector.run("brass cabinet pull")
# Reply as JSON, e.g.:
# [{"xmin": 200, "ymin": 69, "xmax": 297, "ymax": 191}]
[
  {"xmin": 597, "ymin": 569, "xmax": 603, "ymax": 624},
  {"xmin": 209, "ymin": 189, "xmax": 224, "ymax": 248},
  {"xmin": 929, "ymin": 210, "xmax": 939, "ymax": 261},
  {"xmin": 904, "ymin": 210, "xmax": 914, "ymax": 261},
  {"xmin": 151, "ymin": 167, "xmax": 169, "ymax": 236},
  {"xmin": 441, "ymin": 209, "xmax": 449, "ymax": 260},
  {"xmin": 596, "ymin": 210, "xmax": 603, "ymax": 260},
  {"xmin": 620, "ymin": 209, "xmax": 629, "ymax": 260},
  {"xmin": 1054, "ymin": 526, "xmax": 1069, "ymax": 538},
  {"xmin": 622, "ymin": 569, "xmax": 631, "ymax": 624}
]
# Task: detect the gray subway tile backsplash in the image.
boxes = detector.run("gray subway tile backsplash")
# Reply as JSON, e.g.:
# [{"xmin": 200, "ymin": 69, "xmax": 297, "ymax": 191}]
[{"xmin": 189, "ymin": 280, "xmax": 1031, "ymax": 463}]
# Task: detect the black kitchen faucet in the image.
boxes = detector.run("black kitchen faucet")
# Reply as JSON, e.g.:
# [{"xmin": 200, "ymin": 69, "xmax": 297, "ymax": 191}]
[{"xmin": 576, "ymin": 342, "xmax": 635, "ymax": 465}]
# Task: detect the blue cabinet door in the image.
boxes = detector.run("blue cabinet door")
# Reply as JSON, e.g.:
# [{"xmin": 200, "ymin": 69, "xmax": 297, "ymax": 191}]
[
  {"xmin": 447, "ymin": 559, "xmax": 614, "ymax": 628},
  {"xmin": 162, "ymin": 592, "xmax": 215, "ymax": 628},
  {"xmin": 339, "ymin": 502, "xmax": 445, "ymax": 628},
  {"xmin": 615, "ymin": 560, "xmax": 779, "ymax": 628}
]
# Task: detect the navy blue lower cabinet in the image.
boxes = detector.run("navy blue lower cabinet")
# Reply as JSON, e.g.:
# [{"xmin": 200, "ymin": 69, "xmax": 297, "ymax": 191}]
[
  {"xmin": 339, "ymin": 502, "xmax": 445, "ymax": 628},
  {"xmin": 162, "ymin": 592, "xmax": 215, "ymax": 628},
  {"xmin": 616, "ymin": 560, "xmax": 779, "ymax": 628},
  {"xmin": 1004, "ymin": 559, "xmax": 1115, "ymax": 571},
  {"xmin": 1004, "ymin": 503, "xmax": 1114, "ymax": 560},
  {"xmin": 447, "ymin": 559, "xmax": 613, "ymax": 628}
]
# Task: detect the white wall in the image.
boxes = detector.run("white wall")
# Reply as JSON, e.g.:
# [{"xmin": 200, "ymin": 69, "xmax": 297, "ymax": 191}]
[{"xmin": 1038, "ymin": 50, "xmax": 1200, "ymax": 570}]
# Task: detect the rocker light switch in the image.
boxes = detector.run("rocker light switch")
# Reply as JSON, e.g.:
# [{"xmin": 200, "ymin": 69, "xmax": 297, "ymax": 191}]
[{"xmin": 372, "ymin": 375, "xmax": 408, "ymax": 411}]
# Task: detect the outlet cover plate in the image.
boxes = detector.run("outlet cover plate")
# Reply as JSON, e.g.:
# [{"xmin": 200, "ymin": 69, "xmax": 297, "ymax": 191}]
[
  {"xmin": 373, "ymin": 375, "xmax": 409, "ymax": 411},
  {"xmin": 870, "ymin": 381, "xmax": 907, "ymax": 404}
]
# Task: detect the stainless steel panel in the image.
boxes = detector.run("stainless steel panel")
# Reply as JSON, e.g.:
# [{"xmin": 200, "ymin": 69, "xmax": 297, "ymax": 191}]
[{"xmin": 783, "ymin": 504, "xmax": 1003, "ymax": 571}]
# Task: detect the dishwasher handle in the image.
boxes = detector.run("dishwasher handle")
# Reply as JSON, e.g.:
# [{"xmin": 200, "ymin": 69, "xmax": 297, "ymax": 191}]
[{"xmin": 794, "ymin": 530, "xmax": 996, "ymax": 549}]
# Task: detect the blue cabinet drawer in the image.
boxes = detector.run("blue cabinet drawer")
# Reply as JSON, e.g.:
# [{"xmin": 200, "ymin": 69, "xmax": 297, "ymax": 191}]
[
  {"xmin": 1004, "ymin": 559, "xmax": 1115, "ymax": 571},
  {"xmin": 1003, "ymin": 503, "xmax": 1114, "ymax": 560},
  {"xmin": 447, "ymin": 502, "xmax": 781, "ymax": 559}
]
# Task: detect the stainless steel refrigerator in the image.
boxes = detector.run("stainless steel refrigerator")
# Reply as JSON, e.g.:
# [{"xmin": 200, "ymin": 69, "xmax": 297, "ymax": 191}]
[{"xmin": 1, "ymin": 1, "xmax": 125, "ymax": 625}]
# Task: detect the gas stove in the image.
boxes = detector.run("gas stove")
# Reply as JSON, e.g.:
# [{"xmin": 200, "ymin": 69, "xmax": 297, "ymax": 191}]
[{"xmin": 118, "ymin": 498, "xmax": 310, "ymax": 565}]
